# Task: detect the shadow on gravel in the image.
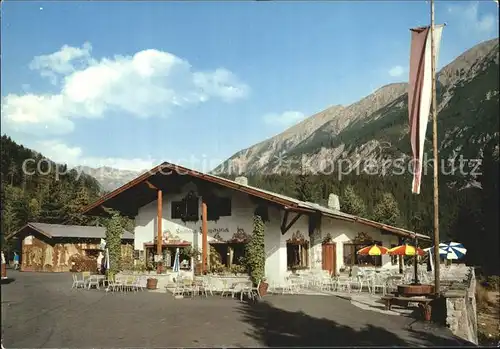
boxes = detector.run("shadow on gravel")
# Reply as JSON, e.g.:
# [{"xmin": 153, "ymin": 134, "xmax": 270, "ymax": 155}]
[
  {"xmin": 238, "ymin": 298, "xmax": 475, "ymax": 347},
  {"xmin": 0, "ymin": 278, "xmax": 16, "ymax": 285}
]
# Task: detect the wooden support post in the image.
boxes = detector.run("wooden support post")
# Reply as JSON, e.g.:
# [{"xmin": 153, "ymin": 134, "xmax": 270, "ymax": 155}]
[
  {"xmin": 398, "ymin": 237, "xmax": 403, "ymax": 274},
  {"xmin": 413, "ymin": 236, "xmax": 420, "ymax": 284},
  {"xmin": 430, "ymin": 0, "xmax": 441, "ymax": 296},
  {"xmin": 201, "ymin": 200, "xmax": 208, "ymax": 273},
  {"xmin": 156, "ymin": 190, "xmax": 163, "ymax": 274}
]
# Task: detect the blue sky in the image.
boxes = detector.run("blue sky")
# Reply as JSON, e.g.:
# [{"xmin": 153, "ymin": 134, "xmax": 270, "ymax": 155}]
[{"xmin": 1, "ymin": 1, "xmax": 498, "ymax": 172}]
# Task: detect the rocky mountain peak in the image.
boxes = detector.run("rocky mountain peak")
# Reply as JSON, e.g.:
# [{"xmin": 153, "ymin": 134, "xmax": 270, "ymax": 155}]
[
  {"xmin": 438, "ymin": 38, "xmax": 499, "ymax": 87},
  {"xmin": 214, "ymin": 38, "xmax": 499, "ymax": 176}
]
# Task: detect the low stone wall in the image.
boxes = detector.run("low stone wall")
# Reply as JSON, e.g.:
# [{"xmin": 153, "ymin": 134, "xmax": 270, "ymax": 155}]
[{"xmin": 444, "ymin": 266, "xmax": 478, "ymax": 345}]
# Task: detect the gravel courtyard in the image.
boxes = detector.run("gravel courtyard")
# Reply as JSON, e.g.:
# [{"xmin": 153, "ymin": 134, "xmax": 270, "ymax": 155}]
[{"xmin": 1, "ymin": 271, "xmax": 473, "ymax": 347}]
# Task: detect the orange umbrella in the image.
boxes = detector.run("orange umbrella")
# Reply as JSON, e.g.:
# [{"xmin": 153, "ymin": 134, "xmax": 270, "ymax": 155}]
[
  {"xmin": 388, "ymin": 244, "xmax": 425, "ymax": 256},
  {"xmin": 389, "ymin": 244, "xmax": 425, "ymax": 285},
  {"xmin": 357, "ymin": 244, "xmax": 389, "ymax": 256}
]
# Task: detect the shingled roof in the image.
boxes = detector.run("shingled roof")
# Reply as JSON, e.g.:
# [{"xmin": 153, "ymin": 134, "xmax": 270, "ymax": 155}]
[{"xmin": 7, "ymin": 222, "xmax": 134, "ymax": 240}]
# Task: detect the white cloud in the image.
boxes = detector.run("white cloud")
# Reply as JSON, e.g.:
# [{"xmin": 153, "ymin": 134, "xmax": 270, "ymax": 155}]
[
  {"xmin": 2, "ymin": 43, "xmax": 250, "ymax": 136},
  {"xmin": 263, "ymin": 111, "xmax": 306, "ymax": 126},
  {"xmin": 31, "ymin": 139, "xmax": 225, "ymax": 173},
  {"xmin": 388, "ymin": 65, "xmax": 405, "ymax": 78},
  {"xmin": 34, "ymin": 140, "xmax": 157, "ymax": 172},
  {"xmin": 29, "ymin": 42, "xmax": 93, "ymax": 85},
  {"xmin": 447, "ymin": 2, "xmax": 497, "ymax": 36}
]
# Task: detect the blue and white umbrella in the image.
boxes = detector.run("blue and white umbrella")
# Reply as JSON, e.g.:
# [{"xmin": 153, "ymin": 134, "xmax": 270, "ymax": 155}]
[
  {"xmin": 425, "ymin": 242, "xmax": 467, "ymax": 260},
  {"xmin": 441, "ymin": 242, "xmax": 467, "ymax": 260},
  {"xmin": 172, "ymin": 248, "xmax": 180, "ymax": 274},
  {"xmin": 424, "ymin": 243, "xmax": 449, "ymax": 256}
]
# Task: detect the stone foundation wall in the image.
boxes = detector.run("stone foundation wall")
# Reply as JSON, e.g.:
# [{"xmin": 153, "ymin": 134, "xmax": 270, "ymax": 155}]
[{"xmin": 444, "ymin": 266, "xmax": 478, "ymax": 345}]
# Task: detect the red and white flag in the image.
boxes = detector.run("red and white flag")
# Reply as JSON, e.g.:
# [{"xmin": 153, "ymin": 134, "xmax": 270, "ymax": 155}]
[{"xmin": 408, "ymin": 24, "xmax": 444, "ymax": 194}]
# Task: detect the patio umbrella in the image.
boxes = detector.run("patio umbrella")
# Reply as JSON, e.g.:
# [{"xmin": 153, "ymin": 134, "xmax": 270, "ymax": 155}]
[
  {"xmin": 357, "ymin": 244, "xmax": 389, "ymax": 255},
  {"xmin": 389, "ymin": 244, "xmax": 425, "ymax": 284},
  {"xmin": 388, "ymin": 244, "xmax": 425, "ymax": 256},
  {"xmin": 424, "ymin": 243, "xmax": 448, "ymax": 256},
  {"xmin": 424, "ymin": 243, "xmax": 448, "ymax": 272},
  {"xmin": 172, "ymin": 247, "xmax": 180, "ymax": 275},
  {"xmin": 441, "ymin": 242, "xmax": 467, "ymax": 260}
]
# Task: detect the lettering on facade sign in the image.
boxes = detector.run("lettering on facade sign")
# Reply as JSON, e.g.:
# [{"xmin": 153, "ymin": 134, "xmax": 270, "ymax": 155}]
[
  {"xmin": 24, "ymin": 235, "xmax": 33, "ymax": 245},
  {"xmin": 208, "ymin": 228, "xmax": 229, "ymax": 234}
]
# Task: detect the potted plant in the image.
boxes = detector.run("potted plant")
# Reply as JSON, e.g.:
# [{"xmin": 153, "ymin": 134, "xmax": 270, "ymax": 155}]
[
  {"xmin": 183, "ymin": 247, "xmax": 202, "ymax": 275},
  {"xmin": 146, "ymin": 277, "xmax": 158, "ymax": 290},
  {"xmin": 230, "ymin": 264, "xmax": 246, "ymax": 275},
  {"xmin": 258, "ymin": 277, "xmax": 269, "ymax": 297}
]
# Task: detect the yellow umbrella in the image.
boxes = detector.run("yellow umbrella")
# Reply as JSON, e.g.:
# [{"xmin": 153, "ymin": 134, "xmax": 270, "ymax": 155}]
[
  {"xmin": 357, "ymin": 244, "xmax": 389, "ymax": 255},
  {"xmin": 388, "ymin": 244, "xmax": 425, "ymax": 256},
  {"xmin": 389, "ymin": 244, "xmax": 426, "ymax": 284}
]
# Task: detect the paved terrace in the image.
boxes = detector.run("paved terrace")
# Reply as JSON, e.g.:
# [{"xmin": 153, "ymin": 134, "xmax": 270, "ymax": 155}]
[{"xmin": 1, "ymin": 271, "xmax": 474, "ymax": 347}]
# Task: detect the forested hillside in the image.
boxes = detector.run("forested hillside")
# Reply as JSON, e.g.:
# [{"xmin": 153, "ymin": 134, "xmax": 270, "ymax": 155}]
[{"xmin": 0, "ymin": 135, "xmax": 133, "ymax": 248}]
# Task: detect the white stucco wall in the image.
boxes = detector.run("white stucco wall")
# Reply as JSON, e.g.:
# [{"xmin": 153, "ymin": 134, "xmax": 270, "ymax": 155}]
[
  {"xmin": 134, "ymin": 182, "xmax": 256, "ymax": 252},
  {"xmin": 133, "ymin": 181, "xmax": 402, "ymax": 286},
  {"xmin": 321, "ymin": 217, "xmax": 400, "ymax": 273}
]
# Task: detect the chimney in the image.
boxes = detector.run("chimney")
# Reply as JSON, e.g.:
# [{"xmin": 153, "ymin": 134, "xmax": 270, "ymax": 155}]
[
  {"xmin": 328, "ymin": 193, "xmax": 340, "ymax": 211},
  {"xmin": 235, "ymin": 176, "xmax": 248, "ymax": 186}
]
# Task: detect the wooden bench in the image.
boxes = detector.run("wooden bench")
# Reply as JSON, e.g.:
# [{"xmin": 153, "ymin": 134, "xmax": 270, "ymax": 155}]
[{"xmin": 381, "ymin": 295, "xmax": 434, "ymax": 320}]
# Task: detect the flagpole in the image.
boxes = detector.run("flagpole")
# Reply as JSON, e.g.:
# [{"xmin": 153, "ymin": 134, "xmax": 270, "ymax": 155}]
[{"xmin": 430, "ymin": 0, "xmax": 441, "ymax": 296}]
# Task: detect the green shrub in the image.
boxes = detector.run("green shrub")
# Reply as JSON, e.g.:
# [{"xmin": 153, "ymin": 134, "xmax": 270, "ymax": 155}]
[{"xmin": 245, "ymin": 215, "xmax": 266, "ymax": 286}]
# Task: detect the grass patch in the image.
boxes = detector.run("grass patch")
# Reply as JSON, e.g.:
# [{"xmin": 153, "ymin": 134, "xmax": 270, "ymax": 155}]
[{"xmin": 476, "ymin": 283, "xmax": 491, "ymax": 310}]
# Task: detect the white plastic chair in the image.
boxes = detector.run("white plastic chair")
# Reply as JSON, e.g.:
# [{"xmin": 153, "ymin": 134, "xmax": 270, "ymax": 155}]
[
  {"xmin": 249, "ymin": 279, "xmax": 263, "ymax": 300},
  {"xmin": 172, "ymin": 278, "xmax": 185, "ymax": 297},
  {"xmin": 105, "ymin": 275, "xmax": 118, "ymax": 293},
  {"xmin": 371, "ymin": 274, "xmax": 387, "ymax": 295},
  {"xmin": 71, "ymin": 273, "xmax": 85, "ymax": 289},
  {"xmin": 350, "ymin": 267, "xmax": 365, "ymax": 293},
  {"xmin": 282, "ymin": 277, "xmax": 299, "ymax": 294},
  {"xmin": 87, "ymin": 275, "xmax": 100, "ymax": 290},
  {"xmin": 319, "ymin": 275, "xmax": 335, "ymax": 292},
  {"xmin": 334, "ymin": 275, "xmax": 352, "ymax": 293}
]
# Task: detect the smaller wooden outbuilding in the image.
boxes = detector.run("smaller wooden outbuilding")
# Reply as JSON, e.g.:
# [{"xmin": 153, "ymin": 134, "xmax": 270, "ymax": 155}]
[{"xmin": 7, "ymin": 222, "xmax": 134, "ymax": 272}]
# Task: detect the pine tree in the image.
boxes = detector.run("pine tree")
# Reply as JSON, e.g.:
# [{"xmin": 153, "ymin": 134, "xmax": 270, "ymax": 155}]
[
  {"xmin": 28, "ymin": 198, "xmax": 42, "ymax": 221},
  {"xmin": 39, "ymin": 181, "xmax": 66, "ymax": 223},
  {"xmin": 294, "ymin": 165, "xmax": 320, "ymax": 202},
  {"xmin": 371, "ymin": 192, "xmax": 401, "ymax": 226},
  {"xmin": 66, "ymin": 184, "xmax": 92, "ymax": 225},
  {"xmin": 476, "ymin": 139, "xmax": 499, "ymax": 274},
  {"xmin": 340, "ymin": 185, "xmax": 367, "ymax": 216}
]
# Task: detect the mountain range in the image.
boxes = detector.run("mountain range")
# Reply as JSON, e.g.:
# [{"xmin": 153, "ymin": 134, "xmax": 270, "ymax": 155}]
[
  {"xmin": 214, "ymin": 38, "xmax": 499, "ymax": 180},
  {"xmin": 73, "ymin": 166, "xmax": 142, "ymax": 193},
  {"xmin": 75, "ymin": 38, "xmax": 498, "ymax": 191}
]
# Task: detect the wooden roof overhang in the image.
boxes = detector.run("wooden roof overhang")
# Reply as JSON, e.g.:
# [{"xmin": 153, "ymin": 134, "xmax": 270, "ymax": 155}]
[
  {"xmin": 82, "ymin": 162, "xmax": 308, "ymax": 218},
  {"xmin": 6, "ymin": 223, "xmax": 53, "ymax": 240},
  {"xmin": 143, "ymin": 241, "xmax": 191, "ymax": 247},
  {"xmin": 81, "ymin": 162, "xmax": 430, "ymax": 243}
]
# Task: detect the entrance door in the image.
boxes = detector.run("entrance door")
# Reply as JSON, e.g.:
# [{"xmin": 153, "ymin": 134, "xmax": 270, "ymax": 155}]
[{"xmin": 322, "ymin": 243, "xmax": 336, "ymax": 276}]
